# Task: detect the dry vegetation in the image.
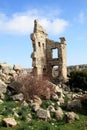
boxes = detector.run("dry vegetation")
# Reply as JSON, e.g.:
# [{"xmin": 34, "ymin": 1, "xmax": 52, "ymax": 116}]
[{"xmin": 12, "ymin": 73, "xmax": 55, "ymax": 100}]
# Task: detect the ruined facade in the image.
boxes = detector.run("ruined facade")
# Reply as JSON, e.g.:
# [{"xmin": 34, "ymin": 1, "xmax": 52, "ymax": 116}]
[{"xmin": 30, "ymin": 20, "xmax": 67, "ymax": 82}]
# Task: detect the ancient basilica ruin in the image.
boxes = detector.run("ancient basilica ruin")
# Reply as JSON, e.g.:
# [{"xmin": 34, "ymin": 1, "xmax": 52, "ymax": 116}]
[{"xmin": 30, "ymin": 20, "xmax": 67, "ymax": 82}]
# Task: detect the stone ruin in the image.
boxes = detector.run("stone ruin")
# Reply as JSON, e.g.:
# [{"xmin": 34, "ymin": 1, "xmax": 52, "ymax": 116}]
[{"xmin": 30, "ymin": 20, "xmax": 67, "ymax": 82}]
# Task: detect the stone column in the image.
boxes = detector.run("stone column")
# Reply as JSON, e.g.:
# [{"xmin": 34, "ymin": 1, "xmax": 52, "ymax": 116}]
[{"xmin": 59, "ymin": 37, "xmax": 67, "ymax": 82}]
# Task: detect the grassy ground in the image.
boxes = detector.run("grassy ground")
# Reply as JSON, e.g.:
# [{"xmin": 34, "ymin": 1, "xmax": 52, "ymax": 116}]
[
  {"xmin": 0, "ymin": 116, "xmax": 87, "ymax": 130},
  {"xmin": 0, "ymin": 100, "xmax": 87, "ymax": 130}
]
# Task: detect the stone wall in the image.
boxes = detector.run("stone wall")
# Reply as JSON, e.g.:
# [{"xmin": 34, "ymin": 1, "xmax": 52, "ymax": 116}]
[{"xmin": 31, "ymin": 20, "xmax": 67, "ymax": 82}]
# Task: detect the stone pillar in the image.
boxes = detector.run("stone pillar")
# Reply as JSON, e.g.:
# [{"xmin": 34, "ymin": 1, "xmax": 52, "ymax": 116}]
[{"xmin": 59, "ymin": 37, "xmax": 67, "ymax": 82}]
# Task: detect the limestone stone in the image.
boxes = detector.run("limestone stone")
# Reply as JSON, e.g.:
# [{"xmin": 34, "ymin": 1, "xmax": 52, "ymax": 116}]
[
  {"xmin": 67, "ymin": 99, "xmax": 82, "ymax": 110},
  {"xmin": 31, "ymin": 103, "xmax": 40, "ymax": 111},
  {"xmin": 0, "ymin": 63, "xmax": 12, "ymax": 70},
  {"xmin": 11, "ymin": 93, "xmax": 24, "ymax": 101},
  {"xmin": 0, "ymin": 99, "xmax": 3, "ymax": 104},
  {"xmin": 8, "ymin": 81, "xmax": 23, "ymax": 94},
  {"xmin": 47, "ymin": 105, "xmax": 55, "ymax": 112},
  {"xmin": 52, "ymin": 93, "xmax": 59, "ymax": 101},
  {"xmin": 37, "ymin": 108, "xmax": 51, "ymax": 121},
  {"xmin": 0, "ymin": 93, "xmax": 5, "ymax": 100},
  {"xmin": 2, "ymin": 117, "xmax": 17, "ymax": 127},
  {"xmin": 21, "ymin": 100, "xmax": 28, "ymax": 107},
  {"xmin": 33, "ymin": 95, "xmax": 42, "ymax": 106},
  {"xmin": 0, "ymin": 79, "xmax": 7, "ymax": 95},
  {"xmin": 55, "ymin": 107, "xmax": 64, "ymax": 120},
  {"xmin": 57, "ymin": 98, "xmax": 64, "ymax": 106},
  {"xmin": 13, "ymin": 64, "xmax": 22, "ymax": 71},
  {"xmin": 65, "ymin": 112, "xmax": 79, "ymax": 123}
]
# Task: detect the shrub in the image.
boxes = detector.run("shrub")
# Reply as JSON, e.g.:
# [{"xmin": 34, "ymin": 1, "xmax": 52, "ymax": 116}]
[
  {"xmin": 41, "ymin": 100, "xmax": 52, "ymax": 109},
  {"xmin": 80, "ymin": 94, "xmax": 87, "ymax": 106},
  {"xmin": 12, "ymin": 74, "xmax": 55, "ymax": 100},
  {"xmin": 69, "ymin": 69, "xmax": 87, "ymax": 90}
]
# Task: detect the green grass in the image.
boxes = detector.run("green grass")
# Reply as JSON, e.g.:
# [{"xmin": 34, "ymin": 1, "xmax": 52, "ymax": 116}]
[
  {"xmin": 0, "ymin": 97, "xmax": 87, "ymax": 130},
  {"xmin": 0, "ymin": 114, "xmax": 87, "ymax": 130}
]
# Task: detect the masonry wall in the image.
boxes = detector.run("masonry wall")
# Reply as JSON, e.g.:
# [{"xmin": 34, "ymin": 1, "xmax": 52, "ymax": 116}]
[{"xmin": 31, "ymin": 20, "xmax": 67, "ymax": 82}]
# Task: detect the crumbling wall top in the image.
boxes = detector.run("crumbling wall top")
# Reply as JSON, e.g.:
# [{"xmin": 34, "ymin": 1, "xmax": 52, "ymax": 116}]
[
  {"xmin": 60, "ymin": 37, "xmax": 66, "ymax": 44},
  {"xmin": 34, "ymin": 20, "xmax": 47, "ymax": 35}
]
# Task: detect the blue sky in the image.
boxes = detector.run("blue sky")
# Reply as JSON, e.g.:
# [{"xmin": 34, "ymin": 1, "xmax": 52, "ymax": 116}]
[{"xmin": 0, "ymin": 0, "xmax": 87, "ymax": 68}]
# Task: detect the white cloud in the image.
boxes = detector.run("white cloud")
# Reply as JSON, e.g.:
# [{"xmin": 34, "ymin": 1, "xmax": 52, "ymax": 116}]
[
  {"xmin": 74, "ymin": 12, "xmax": 85, "ymax": 24},
  {"xmin": 78, "ymin": 12, "xmax": 85, "ymax": 23},
  {"xmin": 0, "ymin": 9, "xmax": 69, "ymax": 35}
]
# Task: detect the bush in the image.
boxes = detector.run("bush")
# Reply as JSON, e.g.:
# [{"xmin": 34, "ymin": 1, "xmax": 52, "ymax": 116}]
[
  {"xmin": 80, "ymin": 94, "xmax": 87, "ymax": 106},
  {"xmin": 12, "ymin": 74, "xmax": 55, "ymax": 100},
  {"xmin": 69, "ymin": 69, "xmax": 87, "ymax": 90},
  {"xmin": 41, "ymin": 100, "xmax": 52, "ymax": 109}
]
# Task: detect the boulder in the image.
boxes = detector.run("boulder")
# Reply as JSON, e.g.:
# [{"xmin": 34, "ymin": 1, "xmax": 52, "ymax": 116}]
[
  {"xmin": 55, "ymin": 107, "xmax": 64, "ymax": 120},
  {"xmin": 2, "ymin": 117, "xmax": 17, "ymax": 127},
  {"xmin": 21, "ymin": 100, "xmax": 28, "ymax": 107},
  {"xmin": 0, "ymin": 63, "xmax": 12, "ymax": 75},
  {"xmin": 54, "ymin": 85, "xmax": 64, "ymax": 98},
  {"xmin": 0, "ymin": 99, "xmax": 3, "ymax": 104},
  {"xmin": 0, "ymin": 80, "xmax": 7, "ymax": 95},
  {"xmin": 72, "ymin": 93, "xmax": 82, "ymax": 99},
  {"xmin": 65, "ymin": 112, "xmax": 79, "ymax": 123},
  {"xmin": 58, "ymin": 97, "xmax": 64, "ymax": 106},
  {"xmin": 8, "ymin": 81, "xmax": 23, "ymax": 94},
  {"xmin": 33, "ymin": 95, "xmax": 42, "ymax": 106},
  {"xmin": 26, "ymin": 113, "xmax": 32, "ymax": 122},
  {"xmin": 47, "ymin": 105, "xmax": 55, "ymax": 112},
  {"xmin": 67, "ymin": 99, "xmax": 82, "ymax": 111},
  {"xmin": 31, "ymin": 103, "xmax": 40, "ymax": 111},
  {"xmin": 37, "ymin": 108, "xmax": 51, "ymax": 121},
  {"xmin": 52, "ymin": 93, "xmax": 59, "ymax": 101},
  {"xmin": 13, "ymin": 64, "xmax": 22, "ymax": 71},
  {"xmin": 0, "ymin": 63, "xmax": 12, "ymax": 70},
  {"xmin": 62, "ymin": 84, "xmax": 70, "ymax": 91},
  {"xmin": 11, "ymin": 93, "xmax": 24, "ymax": 101},
  {"xmin": 0, "ymin": 93, "xmax": 5, "ymax": 100}
]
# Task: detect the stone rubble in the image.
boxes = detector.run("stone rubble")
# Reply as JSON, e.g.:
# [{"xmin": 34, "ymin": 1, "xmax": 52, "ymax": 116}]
[{"xmin": 0, "ymin": 62, "xmax": 86, "ymax": 127}]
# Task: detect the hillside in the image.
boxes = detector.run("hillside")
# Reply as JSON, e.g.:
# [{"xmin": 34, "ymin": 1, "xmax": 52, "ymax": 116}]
[{"xmin": 0, "ymin": 63, "xmax": 87, "ymax": 130}]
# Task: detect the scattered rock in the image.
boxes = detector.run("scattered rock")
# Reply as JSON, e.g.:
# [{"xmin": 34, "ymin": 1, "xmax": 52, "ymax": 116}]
[
  {"xmin": 0, "ymin": 99, "xmax": 3, "ymax": 104},
  {"xmin": 47, "ymin": 105, "xmax": 55, "ymax": 112},
  {"xmin": 26, "ymin": 113, "xmax": 32, "ymax": 122},
  {"xmin": 37, "ymin": 108, "xmax": 51, "ymax": 121},
  {"xmin": 55, "ymin": 107, "xmax": 64, "ymax": 120},
  {"xmin": 65, "ymin": 112, "xmax": 79, "ymax": 123},
  {"xmin": 0, "ymin": 93, "xmax": 5, "ymax": 100},
  {"xmin": 0, "ymin": 63, "xmax": 12, "ymax": 70},
  {"xmin": 2, "ymin": 117, "xmax": 17, "ymax": 127},
  {"xmin": 67, "ymin": 99, "xmax": 82, "ymax": 111},
  {"xmin": 21, "ymin": 100, "xmax": 28, "ymax": 107},
  {"xmin": 8, "ymin": 81, "xmax": 23, "ymax": 94},
  {"xmin": 14, "ymin": 112, "xmax": 19, "ymax": 117},
  {"xmin": 52, "ymin": 93, "xmax": 59, "ymax": 101},
  {"xmin": 33, "ymin": 95, "xmax": 42, "ymax": 106},
  {"xmin": 0, "ymin": 79, "xmax": 7, "ymax": 95},
  {"xmin": 13, "ymin": 64, "xmax": 22, "ymax": 71},
  {"xmin": 62, "ymin": 84, "xmax": 70, "ymax": 91},
  {"xmin": 11, "ymin": 93, "xmax": 24, "ymax": 101},
  {"xmin": 58, "ymin": 97, "xmax": 64, "ymax": 106},
  {"xmin": 31, "ymin": 103, "xmax": 40, "ymax": 111}
]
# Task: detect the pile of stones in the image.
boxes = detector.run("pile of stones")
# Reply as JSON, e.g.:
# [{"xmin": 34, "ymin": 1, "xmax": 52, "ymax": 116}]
[{"xmin": 0, "ymin": 62, "xmax": 86, "ymax": 128}]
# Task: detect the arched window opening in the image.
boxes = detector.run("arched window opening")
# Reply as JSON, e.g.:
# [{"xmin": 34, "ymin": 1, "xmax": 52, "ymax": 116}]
[{"xmin": 52, "ymin": 66, "xmax": 59, "ymax": 78}]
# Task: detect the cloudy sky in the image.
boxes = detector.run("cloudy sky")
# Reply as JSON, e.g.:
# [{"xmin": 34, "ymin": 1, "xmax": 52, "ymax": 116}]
[{"xmin": 0, "ymin": 0, "xmax": 87, "ymax": 68}]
